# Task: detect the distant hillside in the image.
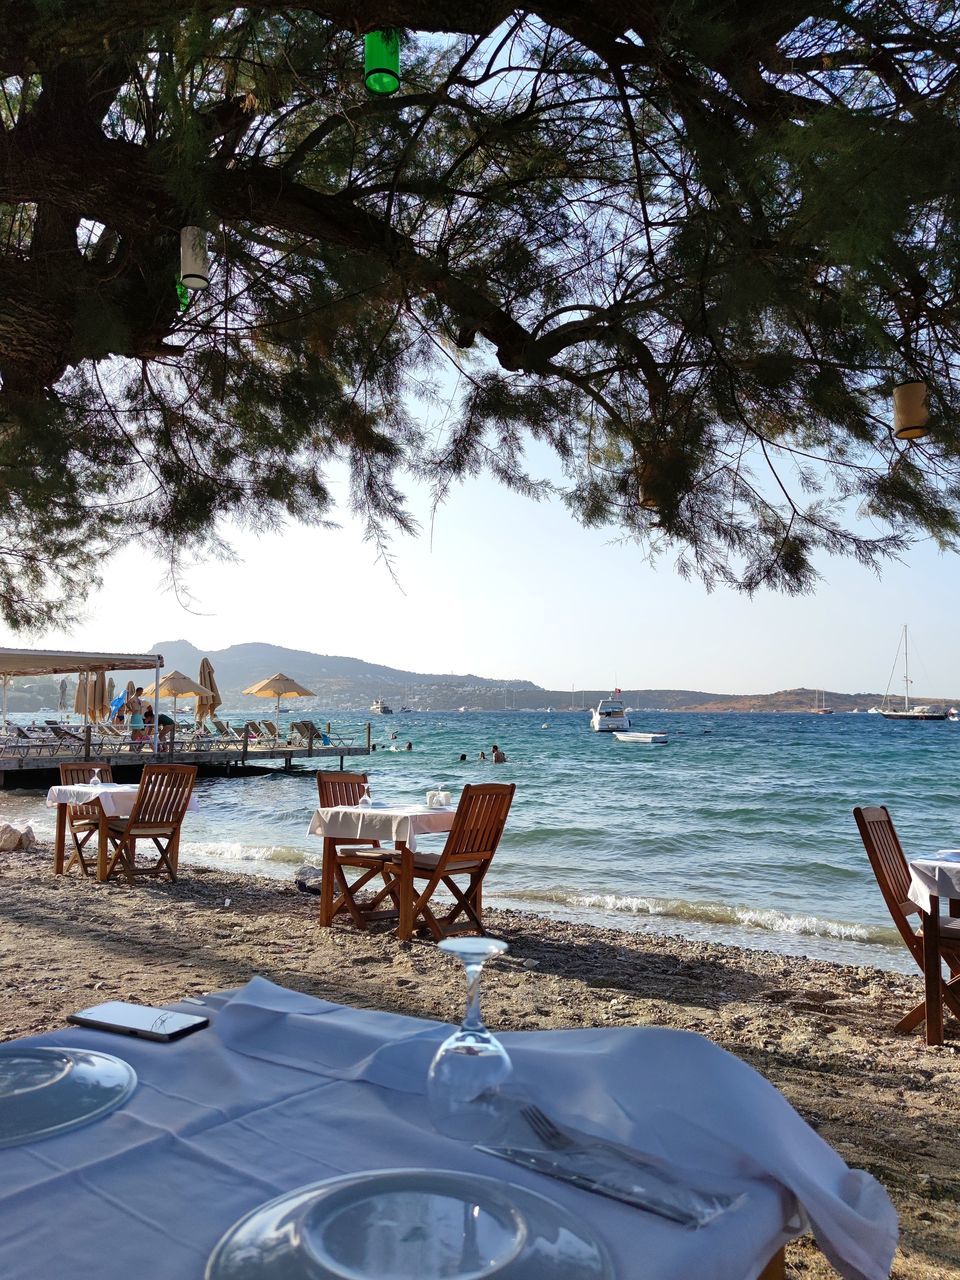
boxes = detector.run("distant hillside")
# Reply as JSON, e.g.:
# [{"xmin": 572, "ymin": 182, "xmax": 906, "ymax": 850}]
[{"xmin": 6, "ymin": 640, "xmax": 954, "ymax": 713}]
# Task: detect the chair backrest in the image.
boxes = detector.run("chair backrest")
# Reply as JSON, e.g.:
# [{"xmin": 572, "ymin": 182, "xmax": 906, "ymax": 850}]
[
  {"xmin": 317, "ymin": 770, "xmax": 369, "ymax": 807},
  {"xmin": 853, "ymin": 805, "xmax": 922, "ymax": 962},
  {"xmin": 60, "ymin": 762, "xmax": 116, "ymax": 820},
  {"xmin": 261, "ymin": 721, "xmax": 279, "ymax": 736},
  {"xmin": 212, "ymin": 718, "xmax": 236, "ymax": 739},
  {"xmin": 438, "ymin": 783, "xmax": 516, "ymax": 871},
  {"xmin": 60, "ymin": 761, "xmax": 114, "ymax": 785},
  {"xmin": 244, "ymin": 721, "xmax": 263, "ymax": 738},
  {"xmin": 128, "ymin": 765, "xmax": 197, "ymax": 831}
]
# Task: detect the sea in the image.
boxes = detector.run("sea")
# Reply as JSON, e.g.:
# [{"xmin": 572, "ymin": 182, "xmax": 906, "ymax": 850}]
[{"xmin": 4, "ymin": 708, "xmax": 956, "ymax": 974}]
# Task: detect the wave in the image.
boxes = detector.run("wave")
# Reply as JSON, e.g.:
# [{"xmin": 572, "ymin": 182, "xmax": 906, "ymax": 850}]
[
  {"xmin": 509, "ymin": 887, "xmax": 900, "ymax": 947},
  {"xmin": 182, "ymin": 840, "xmax": 304, "ymax": 866}
]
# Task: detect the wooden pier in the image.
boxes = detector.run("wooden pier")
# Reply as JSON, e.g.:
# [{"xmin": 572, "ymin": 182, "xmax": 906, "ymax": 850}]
[{"xmin": 0, "ymin": 725, "xmax": 373, "ymax": 789}]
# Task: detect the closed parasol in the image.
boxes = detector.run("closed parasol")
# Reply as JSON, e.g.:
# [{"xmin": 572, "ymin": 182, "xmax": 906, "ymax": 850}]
[
  {"xmin": 140, "ymin": 670, "xmax": 215, "ymax": 723},
  {"xmin": 106, "ymin": 677, "xmax": 115, "ymax": 706},
  {"xmin": 196, "ymin": 658, "xmax": 221, "ymax": 724},
  {"xmin": 58, "ymin": 678, "xmax": 68, "ymax": 712},
  {"xmin": 74, "ymin": 673, "xmax": 89, "ymax": 718},
  {"xmin": 87, "ymin": 670, "xmax": 110, "ymax": 723},
  {"xmin": 242, "ymin": 672, "xmax": 314, "ymax": 725}
]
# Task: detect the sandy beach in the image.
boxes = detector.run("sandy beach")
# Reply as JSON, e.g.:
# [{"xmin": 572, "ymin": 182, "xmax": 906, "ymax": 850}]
[{"xmin": 2, "ymin": 842, "xmax": 958, "ymax": 1278}]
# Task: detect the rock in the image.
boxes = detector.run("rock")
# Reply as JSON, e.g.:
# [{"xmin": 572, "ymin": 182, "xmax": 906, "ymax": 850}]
[
  {"xmin": 0, "ymin": 821, "xmax": 37, "ymax": 851},
  {"xmin": 0, "ymin": 823, "xmax": 21, "ymax": 852}
]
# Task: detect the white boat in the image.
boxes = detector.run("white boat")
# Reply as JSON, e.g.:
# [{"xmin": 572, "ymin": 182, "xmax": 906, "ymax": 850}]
[
  {"xmin": 590, "ymin": 691, "xmax": 630, "ymax": 732},
  {"xmin": 613, "ymin": 731, "xmax": 667, "ymax": 744},
  {"xmin": 880, "ymin": 626, "xmax": 947, "ymax": 720},
  {"xmin": 369, "ymin": 697, "xmax": 393, "ymax": 715}
]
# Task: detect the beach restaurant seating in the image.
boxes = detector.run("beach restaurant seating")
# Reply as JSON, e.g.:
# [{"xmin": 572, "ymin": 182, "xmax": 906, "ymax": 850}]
[
  {"xmin": 316, "ymin": 770, "xmax": 393, "ymax": 928},
  {"xmin": 104, "ymin": 764, "xmax": 197, "ymax": 884},
  {"xmin": 59, "ymin": 761, "xmax": 114, "ymax": 876},
  {"xmin": 854, "ymin": 804, "xmax": 960, "ymax": 1033},
  {"xmin": 384, "ymin": 782, "xmax": 516, "ymax": 940}
]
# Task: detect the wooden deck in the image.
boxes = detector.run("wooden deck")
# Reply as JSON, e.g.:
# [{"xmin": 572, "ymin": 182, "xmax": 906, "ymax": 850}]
[{"xmin": 0, "ymin": 729, "xmax": 372, "ymax": 788}]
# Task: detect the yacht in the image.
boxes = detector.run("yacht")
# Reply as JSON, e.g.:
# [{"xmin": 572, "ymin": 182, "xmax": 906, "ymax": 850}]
[
  {"xmin": 811, "ymin": 690, "xmax": 833, "ymax": 714},
  {"xmin": 590, "ymin": 690, "xmax": 630, "ymax": 732},
  {"xmin": 369, "ymin": 697, "xmax": 393, "ymax": 715},
  {"xmin": 880, "ymin": 626, "xmax": 947, "ymax": 720}
]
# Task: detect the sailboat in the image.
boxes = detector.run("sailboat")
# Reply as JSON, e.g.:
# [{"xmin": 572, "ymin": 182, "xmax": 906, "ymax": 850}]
[
  {"xmin": 811, "ymin": 689, "xmax": 833, "ymax": 715},
  {"xmin": 881, "ymin": 626, "xmax": 947, "ymax": 721}
]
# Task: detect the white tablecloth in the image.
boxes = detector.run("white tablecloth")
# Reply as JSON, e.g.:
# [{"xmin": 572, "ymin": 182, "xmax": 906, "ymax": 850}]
[
  {"xmin": 0, "ymin": 978, "xmax": 896, "ymax": 1280},
  {"xmin": 45, "ymin": 783, "xmax": 199, "ymax": 820},
  {"xmin": 908, "ymin": 850, "xmax": 960, "ymax": 913},
  {"xmin": 308, "ymin": 801, "xmax": 455, "ymax": 851}
]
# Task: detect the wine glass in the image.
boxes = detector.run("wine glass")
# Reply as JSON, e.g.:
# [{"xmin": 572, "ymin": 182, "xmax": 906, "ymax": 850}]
[
  {"xmin": 357, "ymin": 783, "xmax": 372, "ymax": 808},
  {"xmin": 427, "ymin": 937, "xmax": 511, "ymax": 1141}
]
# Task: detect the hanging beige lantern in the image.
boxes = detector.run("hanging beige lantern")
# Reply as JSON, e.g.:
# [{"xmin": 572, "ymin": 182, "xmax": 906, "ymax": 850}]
[
  {"xmin": 180, "ymin": 226, "xmax": 210, "ymax": 290},
  {"xmin": 893, "ymin": 379, "xmax": 929, "ymax": 440}
]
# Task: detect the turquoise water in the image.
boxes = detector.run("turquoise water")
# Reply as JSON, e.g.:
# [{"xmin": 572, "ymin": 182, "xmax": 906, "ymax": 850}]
[{"xmin": 7, "ymin": 709, "xmax": 957, "ymax": 972}]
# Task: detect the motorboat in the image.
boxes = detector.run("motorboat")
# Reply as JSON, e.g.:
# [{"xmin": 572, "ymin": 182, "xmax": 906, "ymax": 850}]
[
  {"xmin": 613, "ymin": 731, "xmax": 667, "ymax": 744},
  {"xmin": 369, "ymin": 698, "xmax": 393, "ymax": 715},
  {"xmin": 591, "ymin": 691, "xmax": 630, "ymax": 732},
  {"xmin": 880, "ymin": 626, "xmax": 948, "ymax": 720}
]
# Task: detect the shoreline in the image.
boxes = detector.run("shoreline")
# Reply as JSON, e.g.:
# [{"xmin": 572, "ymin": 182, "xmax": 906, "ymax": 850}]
[{"xmin": 2, "ymin": 844, "xmax": 959, "ymax": 1277}]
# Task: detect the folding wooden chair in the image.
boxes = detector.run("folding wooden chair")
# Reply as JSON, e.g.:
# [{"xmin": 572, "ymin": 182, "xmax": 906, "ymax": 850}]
[
  {"xmin": 316, "ymin": 770, "xmax": 394, "ymax": 928},
  {"xmin": 105, "ymin": 764, "xmax": 197, "ymax": 884},
  {"xmin": 59, "ymin": 762, "xmax": 114, "ymax": 876},
  {"xmin": 854, "ymin": 805, "xmax": 960, "ymax": 1032},
  {"xmin": 385, "ymin": 782, "xmax": 515, "ymax": 941}
]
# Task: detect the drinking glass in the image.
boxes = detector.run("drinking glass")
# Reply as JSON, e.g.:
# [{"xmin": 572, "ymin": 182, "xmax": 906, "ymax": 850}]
[
  {"xmin": 427, "ymin": 937, "xmax": 511, "ymax": 1141},
  {"xmin": 357, "ymin": 783, "xmax": 372, "ymax": 808},
  {"xmin": 89, "ymin": 768, "xmax": 101, "ymax": 788}
]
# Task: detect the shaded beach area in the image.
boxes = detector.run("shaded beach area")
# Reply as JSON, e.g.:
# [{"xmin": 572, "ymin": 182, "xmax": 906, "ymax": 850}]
[{"xmin": 2, "ymin": 843, "xmax": 958, "ymax": 1278}]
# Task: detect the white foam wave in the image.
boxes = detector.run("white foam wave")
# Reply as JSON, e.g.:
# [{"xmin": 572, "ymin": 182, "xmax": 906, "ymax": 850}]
[{"xmin": 536, "ymin": 890, "xmax": 886, "ymax": 944}]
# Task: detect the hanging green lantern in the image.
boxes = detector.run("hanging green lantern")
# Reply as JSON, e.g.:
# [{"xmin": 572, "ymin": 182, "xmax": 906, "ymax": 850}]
[
  {"xmin": 176, "ymin": 279, "xmax": 190, "ymax": 312},
  {"xmin": 364, "ymin": 30, "xmax": 400, "ymax": 95}
]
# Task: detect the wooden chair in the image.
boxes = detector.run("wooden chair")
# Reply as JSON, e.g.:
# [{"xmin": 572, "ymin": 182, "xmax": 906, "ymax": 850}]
[
  {"xmin": 854, "ymin": 805, "xmax": 960, "ymax": 1032},
  {"xmin": 59, "ymin": 762, "xmax": 114, "ymax": 876},
  {"xmin": 316, "ymin": 770, "xmax": 396, "ymax": 928},
  {"xmin": 385, "ymin": 782, "xmax": 515, "ymax": 941},
  {"xmin": 104, "ymin": 765, "xmax": 197, "ymax": 884}
]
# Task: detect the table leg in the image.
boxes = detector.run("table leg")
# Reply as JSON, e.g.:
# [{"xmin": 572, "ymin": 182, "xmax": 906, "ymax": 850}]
[
  {"xmin": 923, "ymin": 896, "xmax": 943, "ymax": 1047},
  {"xmin": 319, "ymin": 838, "xmax": 335, "ymax": 926},
  {"xmin": 396, "ymin": 845, "xmax": 414, "ymax": 942},
  {"xmin": 53, "ymin": 803, "xmax": 66, "ymax": 875},
  {"xmin": 97, "ymin": 809, "xmax": 110, "ymax": 882}
]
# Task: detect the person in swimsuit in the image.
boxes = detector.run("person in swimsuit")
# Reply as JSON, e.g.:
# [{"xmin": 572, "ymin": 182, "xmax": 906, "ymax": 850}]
[{"xmin": 126, "ymin": 687, "xmax": 146, "ymax": 741}]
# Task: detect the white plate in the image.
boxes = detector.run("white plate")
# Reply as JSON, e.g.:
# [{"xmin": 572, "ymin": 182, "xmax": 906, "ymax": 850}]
[
  {"xmin": 0, "ymin": 1046, "xmax": 137, "ymax": 1147},
  {"xmin": 206, "ymin": 1168, "xmax": 612, "ymax": 1279}
]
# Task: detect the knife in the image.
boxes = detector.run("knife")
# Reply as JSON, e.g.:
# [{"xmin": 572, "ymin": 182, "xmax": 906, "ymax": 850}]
[{"xmin": 475, "ymin": 1143, "xmax": 745, "ymax": 1227}]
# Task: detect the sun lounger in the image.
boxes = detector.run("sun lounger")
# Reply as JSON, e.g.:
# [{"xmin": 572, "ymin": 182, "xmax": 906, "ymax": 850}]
[{"xmin": 211, "ymin": 718, "xmax": 244, "ymax": 744}]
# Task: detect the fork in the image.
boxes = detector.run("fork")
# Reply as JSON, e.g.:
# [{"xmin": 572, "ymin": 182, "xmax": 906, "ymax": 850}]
[{"xmin": 522, "ymin": 1104, "xmax": 581, "ymax": 1149}]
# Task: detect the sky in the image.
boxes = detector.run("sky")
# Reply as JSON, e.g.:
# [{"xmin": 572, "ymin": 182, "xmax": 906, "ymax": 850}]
[{"xmin": 2, "ymin": 464, "xmax": 958, "ymax": 697}]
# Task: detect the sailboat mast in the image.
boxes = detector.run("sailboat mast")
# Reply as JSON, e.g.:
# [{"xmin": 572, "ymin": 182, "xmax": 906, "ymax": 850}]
[{"xmin": 903, "ymin": 624, "xmax": 910, "ymax": 711}]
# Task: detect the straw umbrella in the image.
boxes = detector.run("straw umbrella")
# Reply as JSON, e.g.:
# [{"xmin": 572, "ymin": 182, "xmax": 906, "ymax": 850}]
[
  {"xmin": 140, "ymin": 670, "xmax": 215, "ymax": 723},
  {"xmin": 242, "ymin": 673, "xmax": 314, "ymax": 726},
  {"xmin": 58, "ymin": 679, "xmax": 68, "ymax": 712},
  {"xmin": 106, "ymin": 677, "xmax": 115, "ymax": 706},
  {"xmin": 195, "ymin": 658, "xmax": 222, "ymax": 725}
]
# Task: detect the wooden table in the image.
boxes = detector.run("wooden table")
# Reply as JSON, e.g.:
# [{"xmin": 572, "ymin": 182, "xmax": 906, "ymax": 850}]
[
  {"xmin": 308, "ymin": 802, "xmax": 457, "ymax": 939},
  {"xmin": 47, "ymin": 783, "xmax": 142, "ymax": 881},
  {"xmin": 908, "ymin": 852, "xmax": 960, "ymax": 1046}
]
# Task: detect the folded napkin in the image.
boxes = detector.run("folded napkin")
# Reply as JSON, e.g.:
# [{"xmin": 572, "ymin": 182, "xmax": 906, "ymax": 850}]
[{"xmin": 213, "ymin": 979, "xmax": 897, "ymax": 1280}]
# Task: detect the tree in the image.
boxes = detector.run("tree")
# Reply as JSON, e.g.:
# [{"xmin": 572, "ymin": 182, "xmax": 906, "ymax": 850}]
[{"xmin": 0, "ymin": 2, "xmax": 958, "ymax": 628}]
